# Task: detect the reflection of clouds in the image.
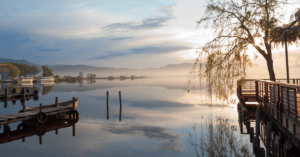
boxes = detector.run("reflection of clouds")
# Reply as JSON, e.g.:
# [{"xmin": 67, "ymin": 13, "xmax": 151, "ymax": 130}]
[{"xmin": 103, "ymin": 124, "xmax": 184, "ymax": 152}]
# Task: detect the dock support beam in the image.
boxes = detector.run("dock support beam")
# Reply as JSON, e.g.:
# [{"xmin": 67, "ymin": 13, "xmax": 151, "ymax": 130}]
[{"xmin": 266, "ymin": 122, "xmax": 272, "ymax": 157}]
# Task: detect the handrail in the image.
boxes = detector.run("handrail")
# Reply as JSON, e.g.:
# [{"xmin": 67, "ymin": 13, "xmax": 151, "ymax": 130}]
[{"xmin": 238, "ymin": 79, "xmax": 300, "ymax": 124}]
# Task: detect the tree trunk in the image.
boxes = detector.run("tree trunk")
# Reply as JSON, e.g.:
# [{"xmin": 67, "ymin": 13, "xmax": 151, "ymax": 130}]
[{"xmin": 266, "ymin": 55, "xmax": 276, "ymax": 81}]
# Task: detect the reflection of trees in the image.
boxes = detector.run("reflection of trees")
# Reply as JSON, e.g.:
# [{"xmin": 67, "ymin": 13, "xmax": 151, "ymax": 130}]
[
  {"xmin": 186, "ymin": 116, "xmax": 252, "ymax": 157},
  {"xmin": 42, "ymin": 86, "xmax": 53, "ymax": 95}
]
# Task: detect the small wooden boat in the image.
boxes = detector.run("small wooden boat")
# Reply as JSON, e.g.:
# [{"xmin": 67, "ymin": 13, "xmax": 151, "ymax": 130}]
[
  {"xmin": 25, "ymin": 97, "xmax": 79, "ymax": 111},
  {"xmin": 37, "ymin": 77, "xmax": 55, "ymax": 83}
]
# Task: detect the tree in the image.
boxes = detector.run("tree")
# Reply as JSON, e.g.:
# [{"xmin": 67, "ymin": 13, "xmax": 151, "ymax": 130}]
[
  {"xmin": 190, "ymin": 0, "xmax": 300, "ymax": 98},
  {"xmin": 42, "ymin": 65, "xmax": 53, "ymax": 77},
  {"xmin": 31, "ymin": 65, "xmax": 40, "ymax": 76},
  {"xmin": 2, "ymin": 62, "xmax": 21, "ymax": 78},
  {"xmin": 19, "ymin": 63, "xmax": 31, "ymax": 77}
]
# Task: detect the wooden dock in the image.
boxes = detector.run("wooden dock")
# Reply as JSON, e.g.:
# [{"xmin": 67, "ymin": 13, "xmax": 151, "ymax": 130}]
[
  {"xmin": 0, "ymin": 88, "xmax": 39, "ymax": 103},
  {"xmin": 0, "ymin": 97, "xmax": 79, "ymax": 126},
  {"xmin": 237, "ymin": 79, "xmax": 300, "ymax": 156}
]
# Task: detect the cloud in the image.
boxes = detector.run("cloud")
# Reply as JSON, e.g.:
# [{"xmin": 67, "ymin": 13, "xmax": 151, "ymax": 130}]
[
  {"xmin": 14, "ymin": 36, "xmax": 36, "ymax": 43},
  {"xmin": 103, "ymin": 124, "xmax": 184, "ymax": 152},
  {"xmin": 103, "ymin": 4, "xmax": 176, "ymax": 31},
  {"xmin": 90, "ymin": 45, "xmax": 189, "ymax": 60},
  {"xmin": 35, "ymin": 46, "xmax": 62, "ymax": 52},
  {"xmin": 103, "ymin": 16, "xmax": 174, "ymax": 31},
  {"xmin": 110, "ymin": 37, "xmax": 133, "ymax": 41}
]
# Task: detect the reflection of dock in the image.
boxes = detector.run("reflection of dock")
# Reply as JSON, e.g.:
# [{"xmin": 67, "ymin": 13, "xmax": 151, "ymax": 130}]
[
  {"xmin": 237, "ymin": 79, "xmax": 300, "ymax": 156},
  {"xmin": 0, "ymin": 117, "xmax": 78, "ymax": 145},
  {"xmin": 0, "ymin": 88, "xmax": 39, "ymax": 104}
]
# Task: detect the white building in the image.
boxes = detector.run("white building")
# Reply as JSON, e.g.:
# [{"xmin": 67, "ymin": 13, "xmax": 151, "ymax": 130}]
[{"xmin": 79, "ymin": 72, "xmax": 83, "ymax": 77}]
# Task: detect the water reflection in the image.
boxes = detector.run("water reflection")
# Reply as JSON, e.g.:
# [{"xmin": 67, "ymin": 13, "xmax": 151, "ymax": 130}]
[
  {"xmin": 0, "ymin": 117, "xmax": 78, "ymax": 145},
  {"xmin": 0, "ymin": 78, "xmax": 246, "ymax": 157}
]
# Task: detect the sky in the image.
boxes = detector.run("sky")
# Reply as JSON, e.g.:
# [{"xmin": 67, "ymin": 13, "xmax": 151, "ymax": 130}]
[{"xmin": 0, "ymin": 0, "xmax": 299, "ymax": 69}]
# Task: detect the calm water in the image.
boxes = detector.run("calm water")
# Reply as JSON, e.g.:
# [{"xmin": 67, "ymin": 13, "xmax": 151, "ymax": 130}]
[{"xmin": 0, "ymin": 78, "xmax": 252, "ymax": 157}]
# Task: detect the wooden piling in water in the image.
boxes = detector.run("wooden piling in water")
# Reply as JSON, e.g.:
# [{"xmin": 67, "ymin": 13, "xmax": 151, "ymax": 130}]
[
  {"xmin": 72, "ymin": 97, "xmax": 75, "ymax": 109},
  {"xmin": 23, "ymin": 101, "xmax": 26, "ymax": 112},
  {"xmin": 107, "ymin": 91, "xmax": 109, "ymax": 120},
  {"xmin": 56, "ymin": 129, "xmax": 58, "ymax": 135},
  {"xmin": 56, "ymin": 97, "xmax": 59, "ymax": 106},
  {"xmin": 250, "ymin": 127, "xmax": 254, "ymax": 143},
  {"xmin": 39, "ymin": 136, "xmax": 42, "ymax": 145},
  {"xmin": 4, "ymin": 88, "xmax": 7, "ymax": 100},
  {"xmin": 119, "ymin": 91, "xmax": 122, "ymax": 121}
]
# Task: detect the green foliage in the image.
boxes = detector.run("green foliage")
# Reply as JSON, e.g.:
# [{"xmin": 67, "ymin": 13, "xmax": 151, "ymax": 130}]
[
  {"xmin": 42, "ymin": 86, "xmax": 53, "ymax": 95},
  {"xmin": 42, "ymin": 65, "xmax": 53, "ymax": 77},
  {"xmin": 2, "ymin": 62, "xmax": 21, "ymax": 78},
  {"xmin": 19, "ymin": 63, "xmax": 31, "ymax": 77},
  {"xmin": 31, "ymin": 65, "xmax": 40, "ymax": 76},
  {"xmin": 189, "ymin": 0, "xmax": 300, "ymax": 100}
]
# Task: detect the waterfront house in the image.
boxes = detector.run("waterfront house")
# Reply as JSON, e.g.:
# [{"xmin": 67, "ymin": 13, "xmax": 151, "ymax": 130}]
[{"xmin": 0, "ymin": 64, "xmax": 9, "ymax": 81}]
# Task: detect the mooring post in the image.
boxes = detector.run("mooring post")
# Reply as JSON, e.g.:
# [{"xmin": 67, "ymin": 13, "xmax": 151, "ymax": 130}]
[
  {"xmin": 56, "ymin": 129, "xmax": 58, "ymax": 135},
  {"xmin": 266, "ymin": 122, "xmax": 272, "ymax": 157},
  {"xmin": 255, "ymin": 109, "xmax": 260, "ymax": 150},
  {"xmin": 107, "ymin": 91, "xmax": 109, "ymax": 120},
  {"xmin": 40, "ymin": 103, "xmax": 42, "ymax": 112},
  {"xmin": 73, "ymin": 124, "xmax": 75, "ymax": 136},
  {"xmin": 22, "ymin": 137, "xmax": 25, "ymax": 142},
  {"xmin": 23, "ymin": 101, "xmax": 26, "ymax": 112},
  {"xmin": 55, "ymin": 97, "xmax": 59, "ymax": 107},
  {"xmin": 119, "ymin": 91, "xmax": 122, "ymax": 121},
  {"xmin": 72, "ymin": 97, "xmax": 75, "ymax": 109}
]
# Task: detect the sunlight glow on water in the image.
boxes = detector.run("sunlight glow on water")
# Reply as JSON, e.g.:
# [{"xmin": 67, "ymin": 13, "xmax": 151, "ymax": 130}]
[{"xmin": 0, "ymin": 78, "xmax": 252, "ymax": 157}]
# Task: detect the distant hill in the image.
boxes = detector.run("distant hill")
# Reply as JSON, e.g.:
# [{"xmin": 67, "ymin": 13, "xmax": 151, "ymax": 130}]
[
  {"xmin": 0, "ymin": 57, "xmax": 299, "ymax": 78},
  {"xmin": 0, "ymin": 58, "xmax": 42, "ymax": 69}
]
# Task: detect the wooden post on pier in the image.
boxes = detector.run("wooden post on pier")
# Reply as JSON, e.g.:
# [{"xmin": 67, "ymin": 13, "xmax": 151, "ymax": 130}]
[
  {"xmin": 119, "ymin": 91, "xmax": 122, "ymax": 121},
  {"xmin": 22, "ymin": 137, "xmax": 25, "ymax": 142},
  {"xmin": 4, "ymin": 100, "xmax": 7, "ymax": 108},
  {"xmin": 56, "ymin": 97, "xmax": 59, "ymax": 107},
  {"xmin": 266, "ymin": 122, "xmax": 272, "ymax": 157},
  {"xmin": 107, "ymin": 91, "xmax": 109, "ymax": 120},
  {"xmin": 23, "ymin": 88, "xmax": 26, "ymax": 100},
  {"xmin": 56, "ymin": 129, "xmax": 58, "ymax": 135},
  {"xmin": 72, "ymin": 97, "xmax": 75, "ymax": 109}
]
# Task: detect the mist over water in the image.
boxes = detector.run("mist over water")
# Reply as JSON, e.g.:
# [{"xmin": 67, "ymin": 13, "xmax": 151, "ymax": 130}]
[{"xmin": 0, "ymin": 78, "xmax": 252, "ymax": 157}]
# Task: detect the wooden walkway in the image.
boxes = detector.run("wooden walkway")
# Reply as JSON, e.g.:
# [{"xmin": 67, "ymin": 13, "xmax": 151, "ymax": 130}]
[
  {"xmin": 237, "ymin": 79, "xmax": 300, "ymax": 156},
  {"xmin": 0, "ymin": 97, "xmax": 79, "ymax": 125}
]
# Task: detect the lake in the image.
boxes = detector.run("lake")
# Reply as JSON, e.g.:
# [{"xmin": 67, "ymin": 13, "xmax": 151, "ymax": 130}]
[{"xmin": 0, "ymin": 78, "xmax": 253, "ymax": 157}]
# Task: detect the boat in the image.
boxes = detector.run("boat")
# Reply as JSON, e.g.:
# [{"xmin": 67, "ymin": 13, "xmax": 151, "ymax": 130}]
[
  {"xmin": 37, "ymin": 77, "xmax": 55, "ymax": 83},
  {"xmin": 13, "ymin": 77, "xmax": 33, "ymax": 83},
  {"xmin": 25, "ymin": 97, "xmax": 79, "ymax": 111}
]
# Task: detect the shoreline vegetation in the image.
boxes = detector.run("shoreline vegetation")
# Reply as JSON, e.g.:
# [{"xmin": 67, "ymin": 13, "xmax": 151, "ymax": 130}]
[{"xmin": 54, "ymin": 75, "xmax": 149, "ymax": 83}]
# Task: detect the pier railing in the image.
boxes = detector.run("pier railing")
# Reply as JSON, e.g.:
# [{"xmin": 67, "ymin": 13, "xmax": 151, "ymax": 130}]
[{"xmin": 238, "ymin": 79, "xmax": 300, "ymax": 127}]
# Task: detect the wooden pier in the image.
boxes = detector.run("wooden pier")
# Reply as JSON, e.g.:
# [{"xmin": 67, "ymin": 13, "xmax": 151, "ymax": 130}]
[
  {"xmin": 0, "ymin": 97, "xmax": 79, "ymax": 126},
  {"xmin": 237, "ymin": 79, "xmax": 300, "ymax": 156}
]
